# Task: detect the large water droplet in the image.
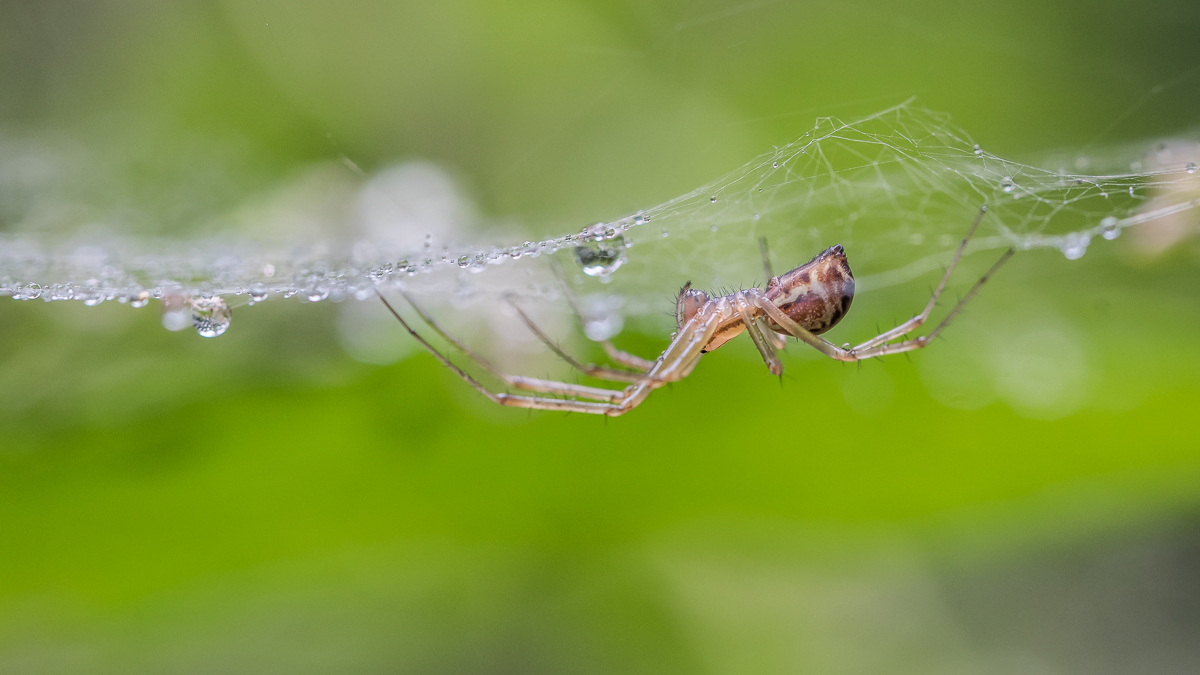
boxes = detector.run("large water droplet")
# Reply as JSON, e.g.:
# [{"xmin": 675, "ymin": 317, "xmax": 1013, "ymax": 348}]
[
  {"xmin": 191, "ymin": 296, "xmax": 231, "ymax": 337},
  {"xmin": 973, "ymin": 143, "xmax": 982, "ymax": 155},
  {"xmin": 249, "ymin": 282, "xmax": 268, "ymax": 302},
  {"xmin": 1188, "ymin": 162, "xmax": 1197, "ymax": 174},
  {"xmin": 1002, "ymin": 178, "xmax": 1015, "ymax": 193},
  {"xmin": 575, "ymin": 224, "xmax": 627, "ymax": 277},
  {"xmin": 1100, "ymin": 216, "xmax": 1121, "ymax": 240},
  {"xmin": 1060, "ymin": 232, "xmax": 1091, "ymax": 260}
]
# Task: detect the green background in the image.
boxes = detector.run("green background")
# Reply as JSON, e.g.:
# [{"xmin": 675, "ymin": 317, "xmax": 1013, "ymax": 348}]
[{"xmin": 2, "ymin": 1, "xmax": 1199, "ymax": 672}]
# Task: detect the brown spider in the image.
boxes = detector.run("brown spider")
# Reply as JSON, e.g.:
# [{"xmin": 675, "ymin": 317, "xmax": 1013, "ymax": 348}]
[{"xmin": 379, "ymin": 208, "xmax": 1013, "ymax": 416}]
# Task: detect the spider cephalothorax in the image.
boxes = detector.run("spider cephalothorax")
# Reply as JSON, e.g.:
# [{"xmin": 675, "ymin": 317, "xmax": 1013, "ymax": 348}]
[{"xmin": 382, "ymin": 207, "xmax": 1012, "ymax": 416}]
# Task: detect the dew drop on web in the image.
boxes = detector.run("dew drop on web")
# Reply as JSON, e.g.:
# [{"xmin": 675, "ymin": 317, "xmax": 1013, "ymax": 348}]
[
  {"xmin": 582, "ymin": 299, "xmax": 624, "ymax": 342},
  {"xmin": 190, "ymin": 296, "xmax": 231, "ymax": 337},
  {"xmin": 574, "ymin": 223, "xmax": 627, "ymax": 277},
  {"xmin": 1059, "ymin": 232, "xmax": 1091, "ymax": 260},
  {"xmin": 1188, "ymin": 162, "xmax": 1197, "ymax": 174},
  {"xmin": 1100, "ymin": 216, "xmax": 1121, "ymax": 241}
]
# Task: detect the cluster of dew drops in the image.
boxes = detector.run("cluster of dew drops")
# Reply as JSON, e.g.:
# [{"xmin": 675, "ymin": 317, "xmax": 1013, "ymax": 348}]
[{"xmin": 3, "ymin": 216, "xmax": 642, "ymax": 339}]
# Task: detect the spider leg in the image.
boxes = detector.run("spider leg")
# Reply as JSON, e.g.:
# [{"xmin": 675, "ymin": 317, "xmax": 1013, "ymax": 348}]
[
  {"xmin": 853, "ymin": 205, "xmax": 989, "ymax": 351},
  {"xmin": 762, "ymin": 321, "xmax": 788, "ymax": 350},
  {"xmin": 849, "ymin": 248, "xmax": 1014, "ymax": 359},
  {"xmin": 607, "ymin": 303, "xmax": 723, "ymax": 415},
  {"xmin": 759, "ymin": 236, "xmax": 775, "ymax": 280},
  {"xmin": 733, "ymin": 292, "xmax": 783, "ymax": 375},
  {"xmin": 381, "ymin": 290, "xmax": 722, "ymax": 416},
  {"xmin": 600, "ymin": 341, "xmax": 657, "ymax": 372},
  {"xmin": 396, "ymin": 291, "xmax": 625, "ymax": 402},
  {"xmin": 550, "ymin": 262, "xmax": 657, "ymax": 372},
  {"xmin": 506, "ymin": 297, "xmax": 663, "ymax": 384},
  {"xmin": 377, "ymin": 291, "xmax": 618, "ymax": 413}
]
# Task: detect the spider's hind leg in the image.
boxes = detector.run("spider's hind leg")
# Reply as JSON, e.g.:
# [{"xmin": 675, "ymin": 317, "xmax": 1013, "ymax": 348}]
[{"xmin": 853, "ymin": 205, "xmax": 990, "ymax": 351}]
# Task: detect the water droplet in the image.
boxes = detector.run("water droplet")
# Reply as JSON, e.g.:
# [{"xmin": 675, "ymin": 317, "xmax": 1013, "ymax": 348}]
[
  {"xmin": 1002, "ymin": 178, "xmax": 1015, "ymax": 193},
  {"xmin": 772, "ymin": 161, "xmax": 779, "ymax": 168},
  {"xmin": 710, "ymin": 196, "xmax": 717, "ymax": 203},
  {"xmin": 575, "ymin": 224, "xmax": 628, "ymax": 277},
  {"xmin": 458, "ymin": 255, "xmax": 470, "ymax": 268},
  {"xmin": 661, "ymin": 230, "xmax": 669, "ymax": 238},
  {"xmin": 130, "ymin": 291, "xmax": 151, "ymax": 308},
  {"xmin": 81, "ymin": 291, "xmax": 104, "ymax": 306},
  {"xmin": 12, "ymin": 283, "xmax": 41, "ymax": 300},
  {"xmin": 191, "ymin": 296, "xmax": 231, "ymax": 337},
  {"xmin": 249, "ymin": 282, "xmax": 268, "ymax": 302},
  {"xmin": 262, "ymin": 264, "xmax": 275, "ymax": 278},
  {"xmin": 582, "ymin": 300, "xmax": 624, "ymax": 341},
  {"xmin": 161, "ymin": 295, "xmax": 190, "ymax": 331},
  {"xmin": 1100, "ymin": 217, "xmax": 1121, "ymax": 240},
  {"xmin": 1128, "ymin": 186, "xmax": 1135, "ymax": 197},
  {"xmin": 1188, "ymin": 162, "xmax": 1197, "ymax": 174},
  {"xmin": 710, "ymin": 225, "xmax": 718, "ymax": 232},
  {"xmin": 753, "ymin": 213, "xmax": 761, "ymax": 220},
  {"xmin": 1060, "ymin": 232, "xmax": 1091, "ymax": 260},
  {"xmin": 841, "ymin": 343, "xmax": 851, "ymax": 350},
  {"xmin": 973, "ymin": 144, "xmax": 982, "ymax": 155}
]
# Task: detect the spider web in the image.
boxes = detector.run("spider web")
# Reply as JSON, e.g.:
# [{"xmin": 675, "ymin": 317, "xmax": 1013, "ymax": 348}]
[{"xmin": 2, "ymin": 100, "xmax": 1198, "ymax": 346}]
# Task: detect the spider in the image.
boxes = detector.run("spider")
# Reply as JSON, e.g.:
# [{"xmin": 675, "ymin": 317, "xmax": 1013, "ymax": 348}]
[{"xmin": 379, "ymin": 207, "xmax": 1013, "ymax": 416}]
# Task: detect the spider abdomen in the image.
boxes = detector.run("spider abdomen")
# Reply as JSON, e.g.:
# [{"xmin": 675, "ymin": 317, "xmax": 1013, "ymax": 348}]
[{"xmin": 764, "ymin": 244, "xmax": 855, "ymax": 335}]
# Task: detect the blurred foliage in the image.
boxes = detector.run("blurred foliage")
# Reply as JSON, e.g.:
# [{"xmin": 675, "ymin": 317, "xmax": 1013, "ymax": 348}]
[{"xmin": 2, "ymin": 0, "xmax": 1200, "ymax": 673}]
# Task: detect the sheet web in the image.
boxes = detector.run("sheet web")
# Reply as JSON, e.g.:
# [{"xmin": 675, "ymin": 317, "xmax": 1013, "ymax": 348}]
[{"xmin": 1, "ymin": 101, "xmax": 1198, "ymax": 344}]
